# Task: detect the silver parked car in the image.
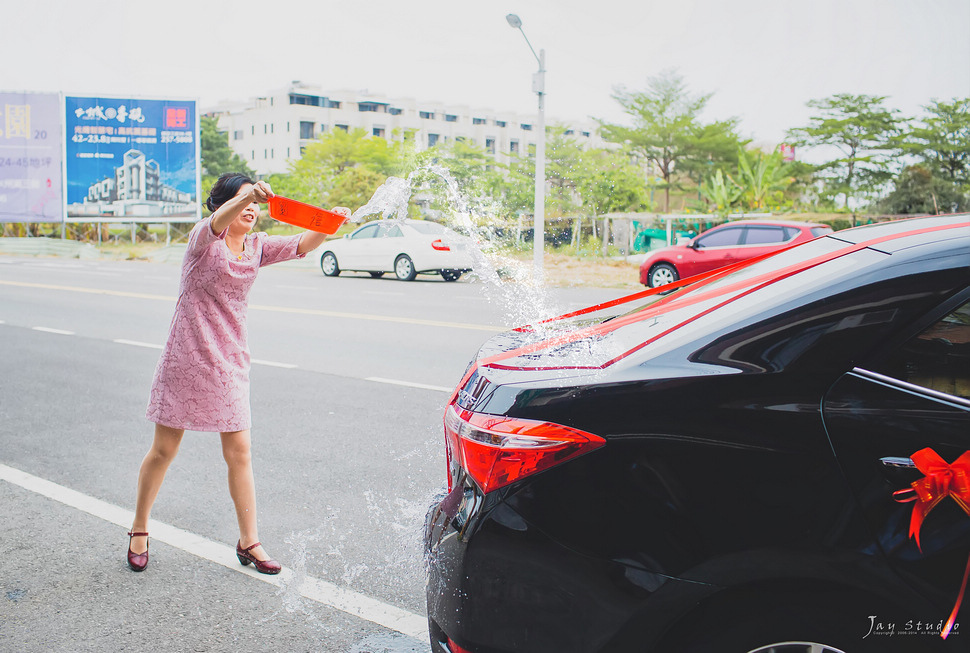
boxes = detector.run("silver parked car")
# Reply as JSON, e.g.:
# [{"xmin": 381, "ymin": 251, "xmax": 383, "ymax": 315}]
[{"xmin": 318, "ymin": 219, "xmax": 474, "ymax": 281}]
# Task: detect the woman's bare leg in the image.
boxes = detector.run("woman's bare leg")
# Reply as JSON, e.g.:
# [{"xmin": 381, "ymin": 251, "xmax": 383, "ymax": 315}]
[
  {"xmin": 130, "ymin": 423, "xmax": 184, "ymax": 553},
  {"xmin": 221, "ymin": 429, "xmax": 270, "ymax": 561}
]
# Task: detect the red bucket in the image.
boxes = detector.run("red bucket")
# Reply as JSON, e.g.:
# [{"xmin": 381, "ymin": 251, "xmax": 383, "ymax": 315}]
[{"xmin": 267, "ymin": 196, "xmax": 347, "ymax": 235}]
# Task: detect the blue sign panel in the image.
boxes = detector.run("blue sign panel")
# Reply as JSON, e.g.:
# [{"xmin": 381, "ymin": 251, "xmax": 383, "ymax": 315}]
[
  {"xmin": 0, "ymin": 92, "xmax": 63, "ymax": 222},
  {"xmin": 65, "ymin": 96, "xmax": 198, "ymax": 220}
]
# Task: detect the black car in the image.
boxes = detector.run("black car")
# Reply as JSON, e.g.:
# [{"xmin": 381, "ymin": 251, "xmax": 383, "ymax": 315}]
[{"xmin": 425, "ymin": 215, "xmax": 970, "ymax": 653}]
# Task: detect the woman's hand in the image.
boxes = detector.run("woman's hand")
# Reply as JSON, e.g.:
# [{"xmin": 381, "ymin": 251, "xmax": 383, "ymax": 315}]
[
  {"xmin": 297, "ymin": 207, "xmax": 353, "ymax": 256},
  {"xmin": 249, "ymin": 180, "xmax": 274, "ymax": 204},
  {"xmin": 213, "ymin": 181, "xmax": 274, "ymax": 236}
]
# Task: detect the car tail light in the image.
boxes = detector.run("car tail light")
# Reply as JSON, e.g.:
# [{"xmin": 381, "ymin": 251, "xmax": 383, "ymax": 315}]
[
  {"xmin": 447, "ymin": 638, "xmax": 473, "ymax": 653},
  {"xmin": 443, "ymin": 404, "xmax": 605, "ymax": 493},
  {"xmin": 431, "ymin": 239, "xmax": 451, "ymax": 251}
]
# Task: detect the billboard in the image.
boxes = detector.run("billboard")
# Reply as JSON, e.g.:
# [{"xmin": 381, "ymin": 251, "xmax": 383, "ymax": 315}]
[
  {"xmin": 0, "ymin": 92, "xmax": 63, "ymax": 223},
  {"xmin": 65, "ymin": 96, "xmax": 199, "ymax": 221}
]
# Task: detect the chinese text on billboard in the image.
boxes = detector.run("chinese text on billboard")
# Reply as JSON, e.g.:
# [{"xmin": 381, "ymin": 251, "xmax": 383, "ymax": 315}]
[{"xmin": 0, "ymin": 92, "xmax": 63, "ymax": 223}]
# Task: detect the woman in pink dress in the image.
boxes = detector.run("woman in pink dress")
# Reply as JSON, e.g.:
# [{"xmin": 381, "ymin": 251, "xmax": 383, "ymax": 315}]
[{"xmin": 127, "ymin": 173, "xmax": 348, "ymax": 574}]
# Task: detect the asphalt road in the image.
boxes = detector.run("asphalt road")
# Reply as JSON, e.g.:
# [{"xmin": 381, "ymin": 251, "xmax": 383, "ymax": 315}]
[{"xmin": 0, "ymin": 254, "xmax": 627, "ymax": 652}]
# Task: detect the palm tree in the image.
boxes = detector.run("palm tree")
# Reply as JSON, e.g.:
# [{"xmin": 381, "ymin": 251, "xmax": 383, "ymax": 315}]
[
  {"xmin": 700, "ymin": 169, "xmax": 743, "ymax": 217},
  {"xmin": 736, "ymin": 148, "xmax": 794, "ymax": 210}
]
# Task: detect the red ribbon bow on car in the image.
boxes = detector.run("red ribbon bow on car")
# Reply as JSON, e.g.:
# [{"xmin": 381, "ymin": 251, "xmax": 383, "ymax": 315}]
[
  {"xmin": 893, "ymin": 447, "xmax": 970, "ymax": 639},
  {"xmin": 893, "ymin": 448, "xmax": 970, "ymax": 551}
]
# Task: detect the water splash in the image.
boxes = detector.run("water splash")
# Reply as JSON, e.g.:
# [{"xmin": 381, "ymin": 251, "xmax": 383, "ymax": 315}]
[
  {"xmin": 348, "ymin": 165, "xmax": 568, "ymax": 331},
  {"xmin": 271, "ymin": 165, "xmax": 623, "ymax": 636},
  {"xmin": 349, "ymin": 164, "xmax": 629, "ymax": 375},
  {"xmin": 351, "ymin": 176, "xmax": 413, "ymax": 223}
]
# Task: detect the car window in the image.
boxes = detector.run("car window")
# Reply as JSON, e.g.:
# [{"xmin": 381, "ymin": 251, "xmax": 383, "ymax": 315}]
[
  {"xmin": 351, "ymin": 224, "xmax": 379, "ymax": 239},
  {"xmin": 866, "ymin": 298, "xmax": 970, "ymax": 399},
  {"xmin": 375, "ymin": 223, "xmax": 404, "ymax": 238},
  {"xmin": 409, "ymin": 222, "xmax": 447, "ymax": 235},
  {"xmin": 742, "ymin": 226, "xmax": 788, "ymax": 245},
  {"xmin": 696, "ymin": 226, "xmax": 743, "ymax": 248},
  {"xmin": 811, "ymin": 226, "xmax": 834, "ymax": 238}
]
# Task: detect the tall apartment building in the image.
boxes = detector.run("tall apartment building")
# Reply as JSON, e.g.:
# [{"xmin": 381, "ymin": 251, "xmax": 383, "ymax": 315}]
[{"xmin": 207, "ymin": 81, "xmax": 604, "ymax": 177}]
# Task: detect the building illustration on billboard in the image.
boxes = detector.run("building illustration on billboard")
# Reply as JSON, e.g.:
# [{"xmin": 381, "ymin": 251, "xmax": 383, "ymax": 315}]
[
  {"xmin": 85, "ymin": 149, "xmax": 192, "ymax": 205},
  {"xmin": 65, "ymin": 96, "xmax": 199, "ymax": 220}
]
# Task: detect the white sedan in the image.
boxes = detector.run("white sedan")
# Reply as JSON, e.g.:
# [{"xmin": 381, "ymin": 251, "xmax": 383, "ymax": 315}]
[{"xmin": 317, "ymin": 219, "xmax": 474, "ymax": 281}]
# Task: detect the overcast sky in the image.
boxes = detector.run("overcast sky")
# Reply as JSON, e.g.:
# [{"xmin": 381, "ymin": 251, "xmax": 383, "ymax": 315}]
[{"xmin": 6, "ymin": 0, "xmax": 968, "ymax": 146}]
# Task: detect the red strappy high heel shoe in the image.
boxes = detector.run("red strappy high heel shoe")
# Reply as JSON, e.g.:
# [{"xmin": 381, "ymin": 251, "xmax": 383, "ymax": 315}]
[
  {"xmin": 236, "ymin": 541, "xmax": 281, "ymax": 575},
  {"xmin": 127, "ymin": 531, "xmax": 149, "ymax": 572}
]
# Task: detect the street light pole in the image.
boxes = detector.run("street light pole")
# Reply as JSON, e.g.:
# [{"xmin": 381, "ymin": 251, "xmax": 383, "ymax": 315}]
[{"xmin": 506, "ymin": 13, "xmax": 545, "ymax": 281}]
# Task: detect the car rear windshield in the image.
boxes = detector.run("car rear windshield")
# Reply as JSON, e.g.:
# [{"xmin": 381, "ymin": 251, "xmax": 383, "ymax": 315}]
[
  {"xmin": 409, "ymin": 222, "xmax": 448, "ymax": 235},
  {"xmin": 489, "ymin": 239, "xmax": 880, "ymax": 374},
  {"xmin": 811, "ymin": 226, "xmax": 834, "ymax": 237}
]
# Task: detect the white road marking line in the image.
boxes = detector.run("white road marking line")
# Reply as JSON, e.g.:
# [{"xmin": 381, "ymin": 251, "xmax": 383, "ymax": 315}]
[
  {"xmin": 0, "ymin": 280, "xmax": 506, "ymax": 332},
  {"xmin": 43, "ymin": 330, "xmax": 445, "ymax": 394},
  {"xmin": 366, "ymin": 377, "xmax": 452, "ymax": 393},
  {"xmin": 252, "ymin": 359, "xmax": 298, "ymax": 369},
  {"xmin": 274, "ymin": 284, "xmax": 315, "ymax": 291},
  {"xmin": 0, "ymin": 462, "xmax": 427, "ymax": 640},
  {"xmin": 32, "ymin": 326, "xmax": 74, "ymax": 335},
  {"xmin": 114, "ymin": 339, "xmax": 164, "ymax": 349},
  {"xmin": 113, "ymin": 342, "xmax": 295, "ymax": 369}
]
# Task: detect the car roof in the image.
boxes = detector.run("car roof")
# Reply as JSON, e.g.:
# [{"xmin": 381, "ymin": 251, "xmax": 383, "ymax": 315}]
[
  {"xmin": 825, "ymin": 214, "xmax": 969, "ymax": 251},
  {"xmin": 475, "ymin": 214, "xmax": 969, "ymax": 380},
  {"xmin": 356, "ymin": 218, "xmax": 444, "ymax": 226},
  {"xmin": 710, "ymin": 219, "xmax": 829, "ymax": 229}
]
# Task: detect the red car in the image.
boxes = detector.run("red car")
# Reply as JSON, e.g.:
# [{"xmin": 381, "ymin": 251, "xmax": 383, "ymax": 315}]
[{"xmin": 639, "ymin": 219, "xmax": 833, "ymax": 287}]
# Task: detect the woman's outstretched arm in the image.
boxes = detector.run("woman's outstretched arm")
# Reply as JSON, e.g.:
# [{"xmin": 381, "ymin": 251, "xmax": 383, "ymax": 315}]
[{"xmin": 297, "ymin": 206, "xmax": 352, "ymax": 255}]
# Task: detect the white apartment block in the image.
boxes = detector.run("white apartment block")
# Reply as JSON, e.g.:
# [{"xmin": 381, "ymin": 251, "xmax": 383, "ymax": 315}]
[{"xmin": 207, "ymin": 81, "xmax": 605, "ymax": 177}]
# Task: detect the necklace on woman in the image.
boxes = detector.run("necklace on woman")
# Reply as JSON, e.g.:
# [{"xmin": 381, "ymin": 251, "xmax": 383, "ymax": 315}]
[{"xmin": 229, "ymin": 237, "xmax": 247, "ymax": 260}]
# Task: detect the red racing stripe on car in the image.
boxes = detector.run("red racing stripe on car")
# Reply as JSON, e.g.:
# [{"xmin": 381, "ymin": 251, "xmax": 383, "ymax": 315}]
[
  {"xmin": 517, "ymin": 245, "xmax": 799, "ymax": 331},
  {"xmin": 448, "ymin": 220, "xmax": 969, "ymax": 403}
]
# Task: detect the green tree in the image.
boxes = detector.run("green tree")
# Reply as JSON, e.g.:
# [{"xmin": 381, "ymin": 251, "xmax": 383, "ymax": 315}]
[
  {"xmin": 298, "ymin": 127, "xmax": 403, "ymax": 176},
  {"xmin": 735, "ymin": 147, "xmax": 794, "ymax": 210},
  {"xmin": 271, "ymin": 128, "xmax": 411, "ymax": 209},
  {"xmin": 328, "ymin": 167, "xmax": 388, "ymax": 211},
  {"xmin": 700, "ymin": 169, "xmax": 743, "ymax": 217},
  {"xmin": 677, "ymin": 119, "xmax": 746, "ymax": 187},
  {"xmin": 544, "ymin": 125, "xmax": 585, "ymax": 217},
  {"xmin": 575, "ymin": 147, "xmax": 650, "ymax": 216},
  {"xmin": 503, "ymin": 151, "xmax": 539, "ymax": 219},
  {"xmin": 500, "ymin": 127, "xmax": 648, "ymax": 246},
  {"xmin": 200, "ymin": 115, "xmax": 254, "ymax": 197},
  {"xmin": 786, "ymin": 94, "xmax": 903, "ymax": 209},
  {"xmin": 597, "ymin": 71, "xmax": 744, "ymax": 212},
  {"xmin": 902, "ymin": 98, "xmax": 970, "ymax": 186},
  {"xmin": 412, "ymin": 137, "xmax": 510, "ymax": 220},
  {"xmin": 874, "ymin": 164, "xmax": 969, "ymax": 215}
]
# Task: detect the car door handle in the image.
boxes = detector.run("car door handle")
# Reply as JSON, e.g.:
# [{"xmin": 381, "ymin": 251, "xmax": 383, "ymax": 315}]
[
  {"xmin": 880, "ymin": 456, "xmax": 916, "ymax": 469},
  {"xmin": 880, "ymin": 456, "xmax": 922, "ymax": 486}
]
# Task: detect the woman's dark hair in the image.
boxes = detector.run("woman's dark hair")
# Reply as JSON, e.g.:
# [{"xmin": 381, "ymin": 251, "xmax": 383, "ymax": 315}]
[{"xmin": 205, "ymin": 172, "xmax": 256, "ymax": 212}]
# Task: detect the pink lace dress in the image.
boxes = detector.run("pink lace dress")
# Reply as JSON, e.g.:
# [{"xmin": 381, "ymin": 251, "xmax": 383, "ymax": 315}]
[{"xmin": 146, "ymin": 218, "xmax": 305, "ymax": 432}]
